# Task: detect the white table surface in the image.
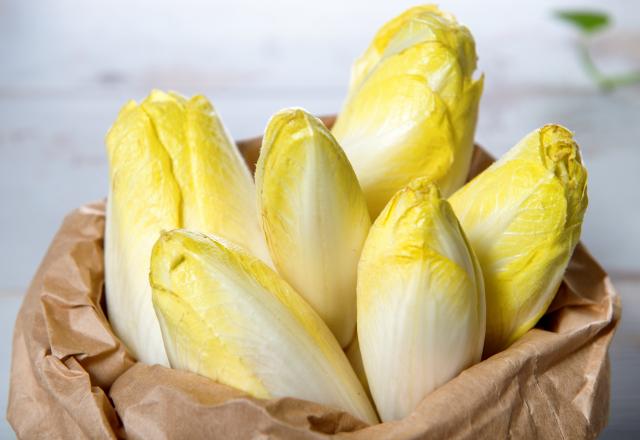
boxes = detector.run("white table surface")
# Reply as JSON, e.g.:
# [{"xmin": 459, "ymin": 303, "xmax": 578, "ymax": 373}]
[{"xmin": 1, "ymin": 0, "xmax": 638, "ymax": 438}]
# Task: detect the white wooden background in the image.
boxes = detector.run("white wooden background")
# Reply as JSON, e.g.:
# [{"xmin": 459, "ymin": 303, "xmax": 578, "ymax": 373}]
[{"xmin": 1, "ymin": 0, "xmax": 638, "ymax": 437}]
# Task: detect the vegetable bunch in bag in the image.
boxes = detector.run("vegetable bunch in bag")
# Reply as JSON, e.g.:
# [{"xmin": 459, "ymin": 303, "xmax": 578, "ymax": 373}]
[{"xmin": 104, "ymin": 5, "xmax": 587, "ymax": 423}]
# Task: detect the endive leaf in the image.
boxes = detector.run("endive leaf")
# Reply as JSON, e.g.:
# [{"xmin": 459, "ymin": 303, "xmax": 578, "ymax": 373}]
[
  {"xmin": 449, "ymin": 124, "xmax": 588, "ymax": 356},
  {"xmin": 256, "ymin": 109, "xmax": 370, "ymax": 347},
  {"xmin": 106, "ymin": 101, "xmax": 180, "ymax": 366},
  {"xmin": 344, "ymin": 336, "xmax": 372, "ymax": 400},
  {"xmin": 349, "ymin": 6, "xmax": 477, "ymax": 95},
  {"xmin": 333, "ymin": 5, "xmax": 483, "ymax": 217},
  {"xmin": 105, "ymin": 91, "xmax": 268, "ymax": 365},
  {"xmin": 358, "ymin": 178, "xmax": 485, "ymax": 422},
  {"xmin": 140, "ymin": 90, "xmax": 270, "ymax": 262},
  {"xmin": 150, "ymin": 229, "xmax": 378, "ymax": 424}
]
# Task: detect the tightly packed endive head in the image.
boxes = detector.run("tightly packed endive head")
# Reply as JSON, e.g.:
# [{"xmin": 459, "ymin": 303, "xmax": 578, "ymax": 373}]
[
  {"xmin": 105, "ymin": 90, "xmax": 269, "ymax": 365},
  {"xmin": 256, "ymin": 108, "xmax": 371, "ymax": 347},
  {"xmin": 357, "ymin": 178, "xmax": 485, "ymax": 422},
  {"xmin": 449, "ymin": 124, "xmax": 588, "ymax": 356},
  {"xmin": 150, "ymin": 229, "xmax": 378, "ymax": 424},
  {"xmin": 332, "ymin": 5, "xmax": 484, "ymax": 218}
]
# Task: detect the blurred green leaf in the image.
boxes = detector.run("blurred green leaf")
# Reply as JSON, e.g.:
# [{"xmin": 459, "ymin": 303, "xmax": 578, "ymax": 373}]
[
  {"xmin": 555, "ymin": 9, "xmax": 640, "ymax": 91},
  {"xmin": 555, "ymin": 10, "xmax": 610, "ymax": 34}
]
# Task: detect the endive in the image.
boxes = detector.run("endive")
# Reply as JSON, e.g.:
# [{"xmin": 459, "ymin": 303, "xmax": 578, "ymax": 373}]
[
  {"xmin": 150, "ymin": 229, "xmax": 378, "ymax": 424},
  {"xmin": 358, "ymin": 178, "xmax": 485, "ymax": 422},
  {"xmin": 345, "ymin": 337, "xmax": 371, "ymax": 399},
  {"xmin": 449, "ymin": 124, "xmax": 588, "ymax": 356},
  {"xmin": 105, "ymin": 90, "xmax": 269, "ymax": 365},
  {"xmin": 332, "ymin": 5, "xmax": 483, "ymax": 217},
  {"xmin": 256, "ymin": 109, "xmax": 370, "ymax": 347}
]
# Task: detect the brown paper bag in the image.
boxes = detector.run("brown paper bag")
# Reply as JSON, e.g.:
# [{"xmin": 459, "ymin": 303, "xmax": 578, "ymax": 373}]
[{"xmin": 8, "ymin": 138, "xmax": 620, "ymax": 439}]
